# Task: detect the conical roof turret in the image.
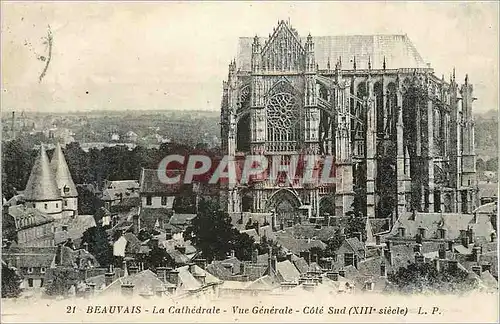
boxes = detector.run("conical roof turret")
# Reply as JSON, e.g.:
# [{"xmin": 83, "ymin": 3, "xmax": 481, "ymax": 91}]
[
  {"xmin": 24, "ymin": 144, "xmax": 61, "ymax": 201},
  {"xmin": 50, "ymin": 143, "xmax": 78, "ymax": 197}
]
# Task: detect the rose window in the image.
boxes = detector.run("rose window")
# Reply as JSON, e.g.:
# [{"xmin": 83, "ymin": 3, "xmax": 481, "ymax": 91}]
[{"xmin": 266, "ymin": 92, "xmax": 299, "ymax": 130}]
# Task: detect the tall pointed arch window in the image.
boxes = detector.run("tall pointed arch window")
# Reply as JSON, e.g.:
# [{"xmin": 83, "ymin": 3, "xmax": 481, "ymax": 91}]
[{"xmin": 265, "ymin": 80, "xmax": 300, "ymax": 152}]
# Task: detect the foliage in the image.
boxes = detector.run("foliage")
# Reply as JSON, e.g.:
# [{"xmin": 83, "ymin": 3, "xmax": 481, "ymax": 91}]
[
  {"xmin": 388, "ymin": 262, "xmax": 478, "ymax": 294},
  {"xmin": 80, "ymin": 226, "xmax": 113, "ymax": 267},
  {"xmin": 183, "ymin": 199, "xmax": 255, "ymax": 262},
  {"xmin": 44, "ymin": 267, "xmax": 80, "ymax": 296},
  {"xmin": 1, "ymin": 264, "xmax": 23, "ymax": 298}
]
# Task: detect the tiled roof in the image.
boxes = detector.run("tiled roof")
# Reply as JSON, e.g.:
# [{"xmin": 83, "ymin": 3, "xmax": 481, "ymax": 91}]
[
  {"xmin": 242, "ymin": 262, "xmax": 268, "ymax": 281},
  {"xmin": 275, "ymin": 234, "xmax": 327, "ymax": 254},
  {"xmin": 282, "ymin": 224, "xmax": 338, "ymax": 241},
  {"xmin": 139, "ymin": 168, "xmax": 184, "ymax": 195},
  {"xmin": 122, "ymin": 233, "xmax": 142, "ymax": 254},
  {"xmin": 473, "ymin": 202, "xmax": 497, "ymax": 214},
  {"xmin": 291, "ymin": 256, "xmax": 309, "ymax": 274},
  {"xmin": 101, "ymin": 269, "xmax": 168, "ymax": 296},
  {"xmin": 236, "ymin": 34, "xmax": 428, "ymax": 71},
  {"xmin": 206, "ymin": 263, "xmax": 234, "ymax": 280},
  {"xmin": 24, "ymin": 145, "xmax": 61, "ymax": 201},
  {"xmin": 6, "ymin": 205, "xmax": 54, "ymax": 229},
  {"xmin": 140, "ymin": 208, "xmax": 172, "ymax": 231},
  {"xmin": 169, "ymin": 213, "xmax": 197, "ymax": 226},
  {"xmin": 176, "ymin": 264, "xmax": 222, "ymax": 291},
  {"xmin": 54, "ymin": 215, "xmax": 96, "ymax": 245},
  {"xmin": 50, "ymin": 143, "xmax": 78, "ymax": 197},
  {"xmin": 166, "ymin": 249, "xmax": 190, "ymax": 265},
  {"xmin": 390, "ymin": 212, "xmax": 494, "ymax": 240},
  {"xmin": 104, "ymin": 180, "xmax": 140, "ymax": 192},
  {"xmin": 240, "ymin": 229, "xmax": 259, "ymax": 243},
  {"xmin": 276, "ymin": 260, "xmax": 301, "ymax": 283},
  {"xmin": 478, "ymin": 183, "xmax": 498, "ymax": 198},
  {"xmin": 245, "ymin": 274, "xmax": 278, "ymax": 290},
  {"xmin": 3, "ymin": 246, "xmax": 56, "ymax": 268}
]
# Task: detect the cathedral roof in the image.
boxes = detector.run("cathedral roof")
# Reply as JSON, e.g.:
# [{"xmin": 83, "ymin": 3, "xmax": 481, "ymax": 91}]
[
  {"xmin": 50, "ymin": 143, "xmax": 78, "ymax": 197},
  {"xmin": 236, "ymin": 34, "xmax": 428, "ymax": 71},
  {"xmin": 23, "ymin": 144, "xmax": 61, "ymax": 202}
]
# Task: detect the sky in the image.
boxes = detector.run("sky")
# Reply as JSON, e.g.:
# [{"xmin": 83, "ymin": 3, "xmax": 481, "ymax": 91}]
[{"xmin": 1, "ymin": 1, "xmax": 499, "ymax": 113}]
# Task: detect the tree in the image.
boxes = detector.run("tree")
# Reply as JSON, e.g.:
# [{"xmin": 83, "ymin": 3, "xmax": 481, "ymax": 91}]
[
  {"xmin": 183, "ymin": 199, "xmax": 255, "ymax": 262},
  {"xmin": 1, "ymin": 263, "xmax": 22, "ymax": 298},
  {"xmin": 80, "ymin": 226, "xmax": 113, "ymax": 267},
  {"xmin": 44, "ymin": 267, "xmax": 80, "ymax": 297},
  {"xmin": 388, "ymin": 262, "xmax": 478, "ymax": 294}
]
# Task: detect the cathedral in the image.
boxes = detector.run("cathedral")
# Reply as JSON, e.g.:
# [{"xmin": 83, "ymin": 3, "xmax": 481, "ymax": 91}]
[
  {"xmin": 220, "ymin": 20, "xmax": 478, "ymax": 225},
  {"xmin": 23, "ymin": 143, "xmax": 78, "ymax": 219}
]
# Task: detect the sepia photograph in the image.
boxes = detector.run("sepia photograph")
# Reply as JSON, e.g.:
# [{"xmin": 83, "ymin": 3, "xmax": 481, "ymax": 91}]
[{"xmin": 1, "ymin": 1, "xmax": 499, "ymax": 323}]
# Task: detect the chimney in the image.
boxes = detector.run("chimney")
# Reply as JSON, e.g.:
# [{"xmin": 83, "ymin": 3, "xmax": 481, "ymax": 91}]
[
  {"xmin": 252, "ymin": 249, "xmax": 258, "ymax": 263},
  {"xmin": 415, "ymin": 253, "xmax": 424, "ymax": 265},
  {"xmin": 461, "ymin": 236, "xmax": 469, "ymax": 248},
  {"xmin": 434, "ymin": 258, "xmax": 441, "ymax": 272},
  {"xmin": 132, "ymin": 215, "xmax": 140, "ymax": 235},
  {"xmin": 415, "ymin": 233, "xmax": 422, "ymax": 244},
  {"xmin": 447, "ymin": 240, "xmax": 454, "ymax": 251},
  {"xmin": 481, "ymin": 263, "xmax": 491, "ymax": 273},
  {"xmin": 166, "ymin": 269, "xmax": 179, "ymax": 285},
  {"xmin": 414, "ymin": 243, "xmax": 422, "ymax": 253},
  {"xmin": 286, "ymin": 253, "xmax": 292, "ymax": 262},
  {"xmin": 380, "ymin": 262, "xmax": 387, "ymax": 277},
  {"xmin": 471, "ymin": 265, "xmax": 481, "ymax": 276},
  {"xmin": 104, "ymin": 271, "xmax": 115, "ymax": 287},
  {"xmin": 83, "ymin": 242, "xmax": 89, "ymax": 252},
  {"xmin": 188, "ymin": 263, "xmax": 196, "ymax": 274},
  {"xmin": 155, "ymin": 286, "xmax": 166, "ymax": 298},
  {"xmin": 230, "ymin": 250, "xmax": 235, "ymax": 258},
  {"xmin": 438, "ymin": 244, "xmax": 446, "ymax": 259},
  {"xmin": 239, "ymin": 262, "xmax": 245, "ymax": 275},
  {"xmin": 156, "ymin": 267, "xmax": 167, "ymax": 282},
  {"xmin": 301, "ymin": 251, "xmax": 311, "ymax": 264},
  {"xmin": 386, "ymin": 240, "xmax": 391, "ymax": 251},
  {"xmin": 129, "ymin": 265, "xmax": 139, "ymax": 275},
  {"xmin": 338, "ymin": 269, "xmax": 346, "ymax": 277},
  {"xmin": 121, "ymin": 282, "xmax": 135, "ymax": 296},
  {"xmin": 490, "ymin": 232, "xmax": 496, "ymax": 243},
  {"xmin": 193, "ymin": 258, "xmax": 207, "ymax": 270},
  {"xmin": 472, "ymin": 245, "xmax": 481, "ymax": 263},
  {"xmin": 448, "ymin": 260, "xmax": 458, "ymax": 272},
  {"xmin": 280, "ymin": 222, "xmax": 284, "ymax": 231},
  {"xmin": 87, "ymin": 283, "xmax": 96, "ymax": 297},
  {"xmin": 466, "ymin": 228, "xmax": 474, "ymax": 244},
  {"xmin": 375, "ymin": 235, "xmax": 381, "ymax": 246},
  {"xmin": 353, "ymin": 255, "xmax": 358, "ymax": 269},
  {"xmin": 384, "ymin": 249, "xmax": 393, "ymax": 266},
  {"xmin": 314, "ymin": 254, "xmax": 319, "ymax": 265},
  {"xmin": 270, "ymin": 255, "xmax": 277, "ymax": 273}
]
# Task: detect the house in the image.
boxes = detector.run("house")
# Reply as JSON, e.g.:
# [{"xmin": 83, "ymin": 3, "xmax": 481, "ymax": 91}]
[
  {"xmin": 2, "ymin": 245, "xmax": 57, "ymax": 291},
  {"xmin": 478, "ymin": 183, "xmax": 498, "ymax": 205},
  {"xmin": 275, "ymin": 233, "xmax": 327, "ymax": 256},
  {"xmin": 2, "ymin": 205, "xmax": 55, "ymax": 247},
  {"xmin": 139, "ymin": 168, "xmax": 182, "ymax": 231},
  {"xmin": 101, "ymin": 180, "xmax": 140, "ymax": 211},
  {"xmin": 388, "ymin": 211, "xmax": 495, "ymax": 242},
  {"xmin": 53, "ymin": 215, "xmax": 96, "ymax": 246},
  {"xmin": 113, "ymin": 233, "xmax": 150, "ymax": 259}
]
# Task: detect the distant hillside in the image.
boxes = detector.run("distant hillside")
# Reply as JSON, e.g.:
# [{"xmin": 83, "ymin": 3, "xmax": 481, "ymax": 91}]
[{"xmin": 475, "ymin": 109, "xmax": 498, "ymax": 160}]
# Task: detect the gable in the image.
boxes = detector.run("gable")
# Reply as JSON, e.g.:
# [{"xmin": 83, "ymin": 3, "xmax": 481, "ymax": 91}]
[{"xmin": 260, "ymin": 21, "xmax": 305, "ymax": 72}]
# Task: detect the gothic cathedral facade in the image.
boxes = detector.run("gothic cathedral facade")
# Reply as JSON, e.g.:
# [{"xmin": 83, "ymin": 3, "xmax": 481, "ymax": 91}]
[{"xmin": 220, "ymin": 20, "xmax": 478, "ymax": 225}]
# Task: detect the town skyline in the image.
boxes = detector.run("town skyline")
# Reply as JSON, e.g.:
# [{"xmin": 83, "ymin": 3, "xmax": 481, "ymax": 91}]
[{"xmin": 2, "ymin": 1, "xmax": 499, "ymax": 113}]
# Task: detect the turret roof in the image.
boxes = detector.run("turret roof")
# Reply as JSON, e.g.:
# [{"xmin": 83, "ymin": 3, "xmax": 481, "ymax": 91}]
[
  {"xmin": 50, "ymin": 143, "xmax": 78, "ymax": 197},
  {"xmin": 24, "ymin": 144, "xmax": 61, "ymax": 201}
]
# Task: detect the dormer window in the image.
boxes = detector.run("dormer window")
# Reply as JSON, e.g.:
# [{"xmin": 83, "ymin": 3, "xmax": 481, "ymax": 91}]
[
  {"xmin": 398, "ymin": 227, "xmax": 406, "ymax": 237},
  {"xmin": 44, "ymin": 204, "xmax": 48, "ymax": 210},
  {"xmin": 146, "ymin": 196, "xmax": 152, "ymax": 206},
  {"xmin": 27, "ymin": 267, "xmax": 33, "ymax": 274},
  {"xmin": 63, "ymin": 186, "xmax": 70, "ymax": 194},
  {"xmin": 364, "ymin": 282, "xmax": 374, "ymax": 291},
  {"xmin": 438, "ymin": 228, "xmax": 446, "ymax": 239},
  {"xmin": 40, "ymin": 267, "xmax": 46, "ymax": 274}
]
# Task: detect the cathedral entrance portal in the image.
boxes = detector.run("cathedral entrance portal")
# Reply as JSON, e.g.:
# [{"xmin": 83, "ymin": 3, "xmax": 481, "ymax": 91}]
[{"xmin": 265, "ymin": 189, "xmax": 302, "ymax": 227}]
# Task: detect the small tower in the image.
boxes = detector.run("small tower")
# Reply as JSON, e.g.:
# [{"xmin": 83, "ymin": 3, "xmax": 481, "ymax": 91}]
[
  {"xmin": 24, "ymin": 144, "xmax": 62, "ymax": 218},
  {"xmin": 305, "ymin": 33, "xmax": 315, "ymax": 73},
  {"xmin": 50, "ymin": 143, "xmax": 78, "ymax": 218}
]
